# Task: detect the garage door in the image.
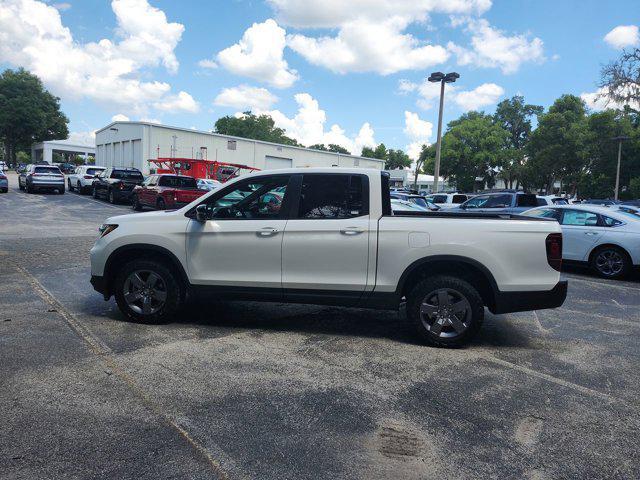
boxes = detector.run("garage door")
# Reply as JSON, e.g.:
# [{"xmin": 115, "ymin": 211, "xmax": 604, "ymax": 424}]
[{"xmin": 265, "ymin": 156, "xmax": 292, "ymax": 170}]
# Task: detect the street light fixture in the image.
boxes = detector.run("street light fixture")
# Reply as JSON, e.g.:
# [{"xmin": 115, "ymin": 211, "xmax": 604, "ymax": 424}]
[
  {"xmin": 612, "ymin": 135, "xmax": 630, "ymax": 201},
  {"xmin": 428, "ymin": 71, "xmax": 459, "ymax": 193}
]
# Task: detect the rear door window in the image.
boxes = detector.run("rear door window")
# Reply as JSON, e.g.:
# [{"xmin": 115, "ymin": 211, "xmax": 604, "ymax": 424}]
[
  {"xmin": 561, "ymin": 210, "xmax": 599, "ymax": 226},
  {"xmin": 452, "ymin": 195, "xmax": 467, "ymax": 203},
  {"xmin": 297, "ymin": 174, "xmax": 367, "ymax": 219},
  {"xmin": 159, "ymin": 176, "xmax": 197, "ymax": 188},
  {"xmin": 484, "ymin": 194, "xmax": 512, "ymax": 208},
  {"xmin": 516, "ymin": 194, "xmax": 538, "ymax": 207},
  {"xmin": 432, "ymin": 195, "xmax": 447, "ymax": 203},
  {"xmin": 112, "ymin": 170, "xmax": 143, "ymax": 180}
]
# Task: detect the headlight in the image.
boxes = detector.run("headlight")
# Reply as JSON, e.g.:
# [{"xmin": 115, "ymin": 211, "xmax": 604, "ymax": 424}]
[{"xmin": 98, "ymin": 224, "xmax": 118, "ymax": 238}]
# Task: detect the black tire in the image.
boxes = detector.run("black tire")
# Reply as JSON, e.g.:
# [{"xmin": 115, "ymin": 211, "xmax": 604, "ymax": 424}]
[
  {"xmin": 0, "ymin": 188, "xmax": 7, "ymax": 193},
  {"xmin": 407, "ymin": 275, "xmax": 484, "ymax": 347},
  {"xmin": 132, "ymin": 195, "xmax": 143, "ymax": 211},
  {"xmin": 114, "ymin": 259, "xmax": 182, "ymax": 324},
  {"xmin": 157, "ymin": 198, "xmax": 166, "ymax": 210},
  {"xmin": 68, "ymin": 179, "xmax": 74, "ymax": 191},
  {"xmin": 58, "ymin": 186, "xmax": 65, "ymax": 194},
  {"xmin": 77, "ymin": 181, "xmax": 83, "ymax": 194},
  {"xmin": 590, "ymin": 246, "xmax": 631, "ymax": 279},
  {"xmin": 18, "ymin": 181, "xmax": 23, "ymax": 191},
  {"xmin": 26, "ymin": 182, "xmax": 33, "ymax": 194},
  {"xmin": 93, "ymin": 186, "xmax": 99, "ymax": 199},
  {"xmin": 108, "ymin": 189, "xmax": 116, "ymax": 204}
]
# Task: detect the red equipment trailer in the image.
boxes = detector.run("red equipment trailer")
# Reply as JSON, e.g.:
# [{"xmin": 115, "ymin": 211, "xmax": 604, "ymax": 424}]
[{"xmin": 148, "ymin": 158, "xmax": 260, "ymax": 183}]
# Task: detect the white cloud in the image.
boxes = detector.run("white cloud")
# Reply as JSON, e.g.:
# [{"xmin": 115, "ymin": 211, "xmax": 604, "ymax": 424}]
[
  {"xmin": 404, "ymin": 111, "xmax": 432, "ymax": 160},
  {"xmin": 604, "ymin": 25, "xmax": 639, "ymax": 49},
  {"xmin": 198, "ymin": 59, "xmax": 218, "ymax": 69},
  {"xmin": 453, "ymin": 83, "xmax": 504, "ymax": 111},
  {"xmin": 581, "ymin": 87, "xmax": 640, "ymax": 112},
  {"xmin": 448, "ymin": 19, "xmax": 545, "ymax": 74},
  {"xmin": 153, "ymin": 91, "xmax": 199, "ymax": 113},
  {"xmin": 111, "ymin": 113, "xmax": 130, "ymax": 121},
  {"xmin": 0, "ymin": 0, "xmax": 197, "ymax": 115},
  {"xmin": 267, "ymin": 0, "xmax": 492, "ymax": 28},
  {"xmin": 67, "ymin": 130, "xmax": 96, "ymax": 146},
  {"xmin": 261, "ymin": 93, "xmax": 376, "ymax": 153},
  {"xmin": 52, "ymin": 2, "xmax": 71, "ymax": 11},
  {"xmin": 287, "ymin": 17, "xmax": 449, "ymax": 75},
  {"xmin": 214, "ymin": 85, "xmax": 278, "ymax": 111},
  {"xmin": 216, "ymin": 19, "xmax": 298, "ymax": 88}
]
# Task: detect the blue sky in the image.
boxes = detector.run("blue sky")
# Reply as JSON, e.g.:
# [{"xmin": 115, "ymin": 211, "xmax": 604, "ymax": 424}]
[{"xmin": 1, "ymin": 0, "xmax": 639, "ymax": 158}]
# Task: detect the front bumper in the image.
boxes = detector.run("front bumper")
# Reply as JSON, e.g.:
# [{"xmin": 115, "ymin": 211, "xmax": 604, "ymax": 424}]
[
  {"xmin": 491, "ymin": 280, "xmax": 568, "ymax": 314},
  {"xmin": 90, "ymin": 275, "xmax": 110, "ymax": 300}
]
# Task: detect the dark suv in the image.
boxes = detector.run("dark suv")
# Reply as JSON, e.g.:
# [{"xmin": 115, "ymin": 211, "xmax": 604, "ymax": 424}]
[
  {"xmin": 92, "ymin": 167, "xmax": 144, "ymax": 204},
  {"xmin": 455, "ymin": 191, "xmax": 538, "ymax": 214}
]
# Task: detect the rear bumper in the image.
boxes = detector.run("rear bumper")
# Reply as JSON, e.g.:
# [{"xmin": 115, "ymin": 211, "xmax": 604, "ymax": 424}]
[
  {"xmin": 491, "ymin": 280, "xmax": 568, "ymax": 314},
  {"xmin": 30, "ymin": 180, "xmax": 64, "ymax": 188}
]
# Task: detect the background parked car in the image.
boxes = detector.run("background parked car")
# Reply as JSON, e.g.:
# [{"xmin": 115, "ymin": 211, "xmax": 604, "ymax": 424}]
[
  {"xmin": 581, "ymin": 199, "xmax": 619, "ymax": 206},
  {"xmin": 0, "ymin": 169, "xmax": 7, "ymax": 193},
  {"xmin": 18, "ymin": 164, "xmax": 65, "ymax": 194},
  {"xmin": 425, "ymin": 193, "xmax": 471, "ymax": 209},
  {"xmin": 390, "ymin": 198, "xmax": 440, "ymax": 212},
  {"xmin": 523, "ymin": 204, "xmax": 640, "ymax": 278},
  {"xmin": 57, "ymin": 163, "xmax": 76, "ymax": 174},
  {"xmin": 67, "ymin": 165, "xmax": 106, "ymax": 194},
  {"xmin": 612, "ymin": 204, "xmax": 640, "ymax": 218},
  {"xmin": 92, "ymin": 167, "xmax": 144, "ymax": 204},
  {"xmin": 454, "ymin": 191, "xmax": 538, "ymax": 214},
  {"xmin": 197, "ymin": 178, "xmax": 221, "ymax": 191},
  {"xmin": 389, "ymin": 192, "xmax": 434, "ymax": 210},
  {"xmin": 536, "ymin": 195, "xmax": 569, "ymax": 206},
  {"xmin": 132, "ymin": 174, "xmax": 207, "ymax": 211}
]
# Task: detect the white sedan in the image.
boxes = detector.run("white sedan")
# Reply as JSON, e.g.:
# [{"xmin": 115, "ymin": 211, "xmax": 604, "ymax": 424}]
[{"xmin": 523, "ymin": 204, "xmax": 640, "ymax": 278}]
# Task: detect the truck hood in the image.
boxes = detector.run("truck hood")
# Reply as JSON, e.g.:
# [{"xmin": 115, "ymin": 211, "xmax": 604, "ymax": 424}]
[{"xmin": 104, "ymin": 209, "xmax": 184, "ymax": 225}]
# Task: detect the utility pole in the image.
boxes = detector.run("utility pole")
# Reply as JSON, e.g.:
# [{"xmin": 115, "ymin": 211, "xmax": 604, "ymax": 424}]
[
  {"xmin": 612, "ymin": 136, "xmax": 629, "ymax": 201},
  {"xmin": 428, "ymin": 72, "xmax": 459, "ymax": 193}
]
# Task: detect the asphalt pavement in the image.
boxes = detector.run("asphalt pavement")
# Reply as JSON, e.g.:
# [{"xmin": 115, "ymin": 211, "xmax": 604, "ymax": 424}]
[{"xmin": 1, "ymin": 171, "xmax": 639, "ymax": 479}]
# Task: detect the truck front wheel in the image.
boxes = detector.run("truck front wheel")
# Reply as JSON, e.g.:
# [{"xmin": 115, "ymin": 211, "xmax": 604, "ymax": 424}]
[
  {"xmin": 407, "ymin": 275, "xmax": 484, "ymax": 347},
  {"xmin": 114, "ymin": 259, "xmax": 183, "ymax": 324}
]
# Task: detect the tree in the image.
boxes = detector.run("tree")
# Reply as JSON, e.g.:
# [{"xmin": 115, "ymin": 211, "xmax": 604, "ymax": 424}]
[
  {"xmin": 308, "ymin": 143, "xmax": 329, "ymax": 151},
  {"xmin": 361, "ymin": 143, "xmax": 388, "ymax": 161},
  {"xmin": 525, "ymin": 95, "xmax": 589, "ymax": 193},
  {"xmin": 493, "ymin": 96, "xmax": 543, "ymax": 188},
  {"xmin": 15, "ymin": 151, "xmax": 30, "ymax": 164},
  {"xmin": 599, "ymin": 48, "xmax": 640, "ymax": 110},
  {"xmin": 385, "ymin": 149, "xmax": 412, "ymax": 170},
  {"xmin": 214, "ymin": 111, "xmax": 301, "ymax": 146},
  {"xmin": 439, "ymin": 112, "xmax": 510, "ymax": 192},
  {"xmin": 308, "ymin": 143, "xmax": 351, "ymax": 154},
  {"xmin": 0, "ymin": 68, "xmax": 69, "ymax": 164},
  {"xmin": 415, "ymin": 144, "xmax": 435, "ymax": 189}
]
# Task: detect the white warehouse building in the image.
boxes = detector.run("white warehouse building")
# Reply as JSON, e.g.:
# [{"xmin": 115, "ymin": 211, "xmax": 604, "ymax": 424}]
[{"xmin": 95, "ymin": 121, "xmax": 385, "ymax": 175}]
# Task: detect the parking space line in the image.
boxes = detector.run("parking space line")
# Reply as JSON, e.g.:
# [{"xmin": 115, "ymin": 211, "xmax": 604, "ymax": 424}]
[
  {"xmin": 563, "ymin": 274, "xmax": 640, "ymax": 291},
  {"xmin": 11, "ymin": 262, "xmax": 231, "ymax": 480},
  {"xmin": 482, "ymin": 354, "xmax": 622, "ymax": 404}
]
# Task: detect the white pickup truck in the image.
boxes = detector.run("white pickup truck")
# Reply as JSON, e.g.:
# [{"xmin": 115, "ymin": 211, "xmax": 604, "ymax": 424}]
[{"xmin": 90, "ymin": 168, "xmax": 567, "ymax": 346}]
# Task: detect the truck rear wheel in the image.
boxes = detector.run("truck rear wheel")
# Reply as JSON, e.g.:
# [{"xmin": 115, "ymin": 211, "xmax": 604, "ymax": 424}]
[
  {"xmin": 407, "ymin": 275, "xmax": 484, "ymax": 347},
  {"xmin": 114, "ymin": 259, "xmax": 183, "ymax": 324}
]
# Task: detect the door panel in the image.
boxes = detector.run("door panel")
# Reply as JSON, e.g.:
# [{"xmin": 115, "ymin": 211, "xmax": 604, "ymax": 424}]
[
  {"xmin": 560, "ymin": 210, "xmax": 603, "ymax": 260},
  {"xmin": 282, "ymin": 217, "xmax": 369, "ymax": 291},
  {"xmin": 186, "ymin": 219, "xmax": 287, "ymax": 287},
  {"xmin": 282, "ymin": 174, "xmax": 370, "ymax": 293}
]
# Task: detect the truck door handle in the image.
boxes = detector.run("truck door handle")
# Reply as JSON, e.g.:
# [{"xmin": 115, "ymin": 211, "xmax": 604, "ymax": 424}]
[
  {"xmin": 340, "ymin": 227, "xmax": 364, "ymax": 235},
  {"xmin": 584, "ymin": 232, "xmax": 598, "ymax": 235},
  {"xmin": 257, "ymin": 227, "xmax": 279, "ymax": 236}
]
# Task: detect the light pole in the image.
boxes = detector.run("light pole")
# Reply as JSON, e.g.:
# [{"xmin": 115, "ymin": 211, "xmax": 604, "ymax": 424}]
[
  {"xmin": 428, "ymin": 71, "xmax": 459, "ymax": 193},
  {"xmin": 612, "ymin": 135, "xmax": 629, "ymax": 201}
]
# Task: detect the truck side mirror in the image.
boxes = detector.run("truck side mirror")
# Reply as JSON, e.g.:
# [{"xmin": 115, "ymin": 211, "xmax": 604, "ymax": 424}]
[{"xmin": 195, "ymin": 204, "xmax": 209, "ymax": 223}]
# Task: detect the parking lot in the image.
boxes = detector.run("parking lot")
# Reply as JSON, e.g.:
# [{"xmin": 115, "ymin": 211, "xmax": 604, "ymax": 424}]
[{"xmin": 1, "ymin": 170, "xmax": 639, "ymax": 479}]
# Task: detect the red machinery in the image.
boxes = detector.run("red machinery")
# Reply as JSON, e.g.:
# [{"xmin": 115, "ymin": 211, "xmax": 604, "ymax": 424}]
[{"xmin": 148, "ymin": 158, "xmax": 260, "ymax": 183}]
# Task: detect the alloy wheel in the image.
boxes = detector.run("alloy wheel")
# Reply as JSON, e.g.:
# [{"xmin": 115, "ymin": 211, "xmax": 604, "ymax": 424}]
[
  {"xmin": 419, "ymin": 288, "xmax": 472, "ymax": 338},
  {"xmin": 595, "ymin": 250, "xmax": 624, "ymax": 277},
  {"xmin": 123, "ymin": 270, "xmax": 167, "ymax": 315}
]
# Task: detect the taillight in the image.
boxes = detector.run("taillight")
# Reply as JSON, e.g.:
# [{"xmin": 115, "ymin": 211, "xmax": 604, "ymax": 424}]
[
  {"xmin": 118, "ymin": 182, "xmax": 125, "ymax": 190},
  {"xmin": 83, "ymin": 175, "xmax": 93, "ymax": 179},
  {"xmin": 546, "ymin": 233, "xmax": 562, "ymax": 272},
  {"xmin": 0, "ymin": 174, "xmax": 5, "ymax": 179}
]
